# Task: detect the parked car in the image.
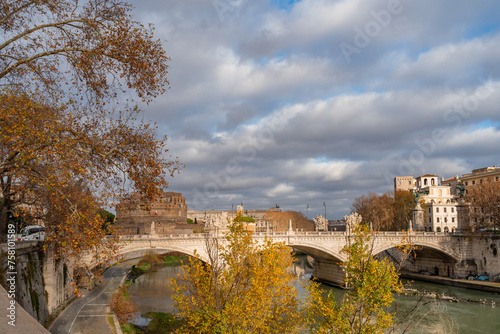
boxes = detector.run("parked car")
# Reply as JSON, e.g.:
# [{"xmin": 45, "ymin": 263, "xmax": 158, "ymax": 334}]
[{"xmin": 19, "ymin": 225, "xmax": 46, "ymax": 241}]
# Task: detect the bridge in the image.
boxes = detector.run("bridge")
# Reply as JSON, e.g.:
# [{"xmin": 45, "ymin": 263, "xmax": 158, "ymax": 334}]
[
  {"xmin": 112, "ymin": 230, "xmax": 460, "ymax": 262},
  {"xmin": 102, "ymin": 230, "xmax": 473, "ymax": 286},
  {"xmin": 2, "ymin": 229, "xmax": 497, "ymax": 328}
]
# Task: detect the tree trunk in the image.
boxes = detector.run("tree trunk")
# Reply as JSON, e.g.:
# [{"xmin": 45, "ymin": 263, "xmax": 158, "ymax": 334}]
[{"xmin": 0, "ymin": 177, "xmax": 13, "ymax": 242}]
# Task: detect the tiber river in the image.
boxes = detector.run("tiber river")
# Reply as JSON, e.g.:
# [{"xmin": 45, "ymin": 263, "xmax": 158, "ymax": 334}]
[{"xmin": 128, "ymin": 255, "xmax": 500, "ymax": 333}]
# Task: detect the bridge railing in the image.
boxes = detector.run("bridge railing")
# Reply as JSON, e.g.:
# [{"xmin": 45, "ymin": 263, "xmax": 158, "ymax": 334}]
[{"xmin": 115, "ymin": 230, "xmax": 462, "ymax": 240}]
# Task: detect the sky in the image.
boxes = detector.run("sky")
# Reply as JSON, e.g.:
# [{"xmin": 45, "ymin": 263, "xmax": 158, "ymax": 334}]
[{"xmin": 127, "ymin": 0, "xmax": 500, "ymax": 219}]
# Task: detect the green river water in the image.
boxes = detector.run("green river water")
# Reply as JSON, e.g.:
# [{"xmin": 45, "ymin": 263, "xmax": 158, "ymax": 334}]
[{"xmin": 128, "ymin": 256, "xmax": 500, "ymax": 333}]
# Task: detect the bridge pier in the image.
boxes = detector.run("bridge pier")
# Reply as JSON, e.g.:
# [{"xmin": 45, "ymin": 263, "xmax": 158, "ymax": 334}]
[{"xmin": 312, "ymin": 260, "xmax": 345, "ymax": 288}]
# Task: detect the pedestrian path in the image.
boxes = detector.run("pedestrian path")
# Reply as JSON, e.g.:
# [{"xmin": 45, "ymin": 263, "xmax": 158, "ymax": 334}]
[{"xmin": 49, "ymin": 263, "xmax": 131, "ymax": 334}]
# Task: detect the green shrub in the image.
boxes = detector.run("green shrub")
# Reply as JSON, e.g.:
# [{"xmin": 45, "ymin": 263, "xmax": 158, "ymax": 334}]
[{"xmin": 235, "ymin": 216, "xmax": 255, "ymax": 222}]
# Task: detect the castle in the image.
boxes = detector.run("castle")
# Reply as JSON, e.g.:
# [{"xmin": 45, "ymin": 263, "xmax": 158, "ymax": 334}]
[{"xmin": 115, "ymin": 191, "xmax": 191, "ymax": 235}]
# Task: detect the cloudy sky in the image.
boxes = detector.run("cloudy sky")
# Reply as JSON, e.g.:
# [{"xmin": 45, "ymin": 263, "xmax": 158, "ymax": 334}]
[{"xmin": 128, "ymin": 0, "xmax": 500, "ymax": 219}]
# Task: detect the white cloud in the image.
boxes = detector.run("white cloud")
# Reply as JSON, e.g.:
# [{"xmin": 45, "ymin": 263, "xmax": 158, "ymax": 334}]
[
  {"xmin": 266, "ymin": 183, "xmax": 295, "ymax": 197},
  {"xmin": 125, "ymin": 0, "xmax": 500, "ymax": 218}
]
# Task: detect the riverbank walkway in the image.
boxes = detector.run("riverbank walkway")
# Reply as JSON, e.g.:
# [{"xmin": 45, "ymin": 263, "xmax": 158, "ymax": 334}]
[{"xmin": 48, "ymin": 262, "xmax": 131, "ymax": 334}]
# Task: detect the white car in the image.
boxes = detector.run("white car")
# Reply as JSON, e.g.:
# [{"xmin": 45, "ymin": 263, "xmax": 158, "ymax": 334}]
[{"xmin": 19, "ymin": 225, "xmax": 46, "ymax": 241}]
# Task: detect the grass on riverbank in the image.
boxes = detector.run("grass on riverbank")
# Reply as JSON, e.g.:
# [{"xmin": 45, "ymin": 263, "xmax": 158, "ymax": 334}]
[
  {"xmin": 118, "ymin": 312, "xmax": 181, "ymax": 334},
  {"xmin": 128, "ymin": 252, "xmax": 188, "ymax": 282},
  {"xmin": 113, "ymin": 252, "xmax": 188, "ymax": 333}
]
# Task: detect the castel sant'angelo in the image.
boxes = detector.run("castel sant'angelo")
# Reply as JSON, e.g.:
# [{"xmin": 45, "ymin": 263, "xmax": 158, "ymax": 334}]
[
  {"xmin": 115, "ymin": 190, "xmax": 321, "ymax": 235},
  {"xmin": 115, "ymin": 191, "xmax": 193, "ymax": 235}
]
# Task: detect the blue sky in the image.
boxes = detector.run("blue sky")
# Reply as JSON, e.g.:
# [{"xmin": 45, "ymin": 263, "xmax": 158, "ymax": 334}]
[{"xmin": 129, "ymin": 0, "xmax": 500, "ymax": 219}]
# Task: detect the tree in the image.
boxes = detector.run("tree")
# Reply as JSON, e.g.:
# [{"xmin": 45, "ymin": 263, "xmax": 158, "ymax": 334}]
[
  {"xmin": 464, "ymin": 181, "xmax": 500, "ymax": 233},
  {"xmin": 98, "ymin": 208, "xmax": 115, "ymax": 234},
  {"xmin": 307, "ymin": 223, "xmax": 406, "ymax": 333},
  {"xmin": 393, "ymin": 191, "xmax": 415, "ymax": 231},
  {"xmin": 351, "ymin": 192, "xmax": 394, "ymax": 231},
  {"xmin": 0, "ymin": 0, "xmax": 168, "ymax": 103},
  {"xmin": 352, "ymin": 191, "xmax": 415, "ymax": 231},
  {"xmin": 171, "ymin": 217, "xmax": 307, "ymax": 333},
  {"xmin": 0, "ymin": 0, "xmax": 180, "ymax": 261},
  {"xmin": 109, "ymin": 284, "xmax": 137, "ymax": 323}
]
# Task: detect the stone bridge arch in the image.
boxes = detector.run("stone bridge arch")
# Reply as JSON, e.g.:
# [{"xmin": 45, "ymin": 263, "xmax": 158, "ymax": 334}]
[
  {"xmin": 372, "ymin": 238, "xmax": 460, "ymax": 262},
  {"xmin": 115, "ymin": 238, "xmax": 210, "ymax": 263},
  {"xmin": 287, "ymin": 242, "xmax": 346, "ymax": 263}
]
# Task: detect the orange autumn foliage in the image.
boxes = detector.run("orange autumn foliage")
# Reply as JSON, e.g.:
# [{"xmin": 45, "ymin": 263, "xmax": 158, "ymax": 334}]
[
  {"xmin": 172, "ymin": 217, "xmax": 308, "ymax": 333},
  {"xmin": 0, "ymin": 1, "xmax": 180, "ymax": 267}
]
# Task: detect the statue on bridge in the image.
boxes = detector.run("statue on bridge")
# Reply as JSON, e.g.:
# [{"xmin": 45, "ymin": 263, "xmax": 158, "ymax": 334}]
[
  {"xmin": 456, "ymin": 183, "xmax": 466, "ymax": 197},
  {"xmin": 344, "ymin": 212, "xmax": 362, "ymax": 234},
  {"xmin": 313, "ymin": 215, "xmax": 328, "ymax": 231},
  {"xmin": 205, "ymin": 211, "xmax": 230, "ymax": 235},
  {"xmin": 150, "ymin": 221, "xmax": 158, "ymax": 236}
]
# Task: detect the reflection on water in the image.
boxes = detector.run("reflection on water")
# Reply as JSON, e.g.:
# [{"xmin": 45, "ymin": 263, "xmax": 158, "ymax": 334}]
[
  {"xmin": 128, "ymin": 266, "xmax": 182, "ymax": 326},
  {"xmin": 128, "ymin": 255, "xmax": 500, "ymax": 333}
]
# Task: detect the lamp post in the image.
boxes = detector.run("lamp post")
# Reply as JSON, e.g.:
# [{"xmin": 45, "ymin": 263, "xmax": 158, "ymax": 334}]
[
  {"xmin": 323, "ymin": 201, "xmax": 326, "ymax": 219},
  {"xmin": 135, "ymin": 199, "xmax": 139, "ymax": 235}
]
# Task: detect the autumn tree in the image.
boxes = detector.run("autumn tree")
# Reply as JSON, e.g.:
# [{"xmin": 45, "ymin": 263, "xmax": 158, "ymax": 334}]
[
  {"xmin": 307, "ymin": 222, "xmax": 407, "ymax": 333},
  {"xmin": 109, "ymin": 284, "xmax": 137, "ymax": 323},
  {"xmin": 352, "ymin": 191, "xmax": 416, "ymax": 231},
  {"xmin": 0, "ymin": 0, "xmax": 168, "ymax": 102},
  {"xmin": 393, "ymin": 190, "xmax": 415, "ymax": 231},
  {"xmin": 351, "ymin": 192, "xmax": 395, "ymax": 231},
  {"xmin": 0, "ymin": 0, "xmax": 179, "ymax": 262},
  {"xmin": 464, "ymin": 181, "xmax": 500, "ymax": 233},
  {"xmin": 171, "ymin": 217, "xmax": 307, "ymax": 333}
]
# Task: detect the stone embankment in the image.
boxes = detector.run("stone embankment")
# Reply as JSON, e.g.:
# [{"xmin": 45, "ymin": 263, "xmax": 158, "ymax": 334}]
[
  {"xmin": 401, "ymin": 273, "xmax": 500, "ymax": 293},
  {"xmin": 0, "ymin": 285, "xmax": 49, "ymax": 333}
]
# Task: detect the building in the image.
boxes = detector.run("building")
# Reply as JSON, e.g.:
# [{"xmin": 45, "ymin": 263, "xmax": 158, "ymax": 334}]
[
  {"xmin": 441, "ymin": 166, "xmax": 500, "ymax": 196},
  {"xmin": 441, "ymin": 175, "xmax": 461, "ymax": 196},
  {"xmin": 187, "ymin": 206, "xmax": 281, "ymax": 225},
  {"xmin": 394, "ymin": 176, "xmax": 416, "ymax": 192},
  {"xmin": 417, "ymin": 176, "xmax": 458, "ymax": 232},
  {"xmin": 442, "ymin": 166, "xmax": 500, "ymax": 232},
  {"xmin": 115, "ymin": 191, "xmax": 189, "ymax": 235},
  {"xmin": 187, "ymin": 206, "xmax": 315, "ymax": 233},
  {"xmin": 405, "ymin": 174, "xmax": 459, "ymax": 232},
  {"xmin": 459, "ymin": 166, "xmax": 500, "ymax": 187}
]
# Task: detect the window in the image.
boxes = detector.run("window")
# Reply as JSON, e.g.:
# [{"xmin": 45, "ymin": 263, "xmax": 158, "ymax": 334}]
[
  {"xmin": 465, "ymin": 181, "xmax": 468, "ymax": 186},
  {"xmin": 451, "ymin": 208, "xmax": 454, "ymax": 213},
  {"xmin": 436, "ymin": 227, "xmax": 441, "ymax": 232},
  {"xmin": 452, "ymin": 217, "xmax": 455, "ymax": 222},
  {"xmin": 409, "ymin": 180, "xmax": 412, "ymax": 185},
  {"xmin": 431, "ymin": 179, "xmax": 435, "ymax": 186},
  {"xmin": 428, "ymin": 208, "xmax": 431, "ymax": 213},
  {"xmin": 472, "ymin": 180, "xmax": 476, "ymax": 185},
  {"xmin": 424, "ymin": 179, "xmax": 428, "ymax": 185},
  {"xmin": 436, "ymin": 207, "xmax": 439, "ymax": 213},
  {"xmin": 398, "ymin": 181, "xmax": 401, "ymax": 185},
  {"xmin": 444, "ymin": 207, "xmax": 447, "ymax": 213},
  {"xmin": 437, "ymin": 217, "xmax": 440, "ymax": 222},
  {"xmin": 496, "ymin": 176, "xmax": 499, "ymax": 182},
  {"xmin": 444, "ymin": 217, "xmax": 447, "ymax": 222}
]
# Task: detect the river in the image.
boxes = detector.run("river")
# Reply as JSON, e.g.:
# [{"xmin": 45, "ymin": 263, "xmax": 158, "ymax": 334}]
[{"xmin": 128, "ymin": 255, "xmax": 500, "ymax": 333}]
